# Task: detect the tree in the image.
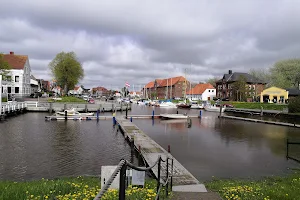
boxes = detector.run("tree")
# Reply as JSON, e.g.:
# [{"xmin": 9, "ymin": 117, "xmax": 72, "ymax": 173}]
[
  {"xmin": 49, "ymin": 52, "xmax": 84, "ymax": 94},
  {"xmin": 270, "ymin": 59, "xmax": 300, "ymax": 89},
  {"xmin": 0, "ymin": 53, "xmax": 11, "ymax": 77},
  {"xmin": 249, "ymin": 68, "xmax": 271, "ymax": 86},
  {"xmin": 232, "ymin": 75, "xmax": 247, "ymax": 101},
  {"xmin": 205, "ymin": 77, "xmax": 219, "ymax": 88}
]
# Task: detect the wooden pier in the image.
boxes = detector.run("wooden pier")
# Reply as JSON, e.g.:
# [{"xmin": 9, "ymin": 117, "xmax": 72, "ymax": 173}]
[
  {"xmin": 116, "ymin": 117, "xmax": 207, "ymax": 192},
  {"xmin": 220, "ymin": 115, "xmax": 300, "ymax": 128},
  {"xmin": 0, "ymin": 102, "xmax": 27, "ymax": 120}
]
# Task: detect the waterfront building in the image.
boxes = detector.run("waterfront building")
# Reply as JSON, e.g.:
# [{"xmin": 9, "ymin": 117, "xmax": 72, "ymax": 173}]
[
  {"xmin": 30, "ymin": 75, "xmax": 39, "ymax": 94},
  {"xmin": 2, "ymin": 51, "xmax": 32, "ymax": 98},
  {"xmin": 68, "ymin": 86, "xmax": 83, "ymax": 95},
  {"xmin": 260, "ymin": 87, "xmax": 289, "ymax": 103},
  {"xmin": 143, "ymin": 76, "xmax": 190, "ymax": 99},
  {"xmin": 216, "ymin": 70, "xmax": 266, "ymax": 101},
  {"xmin": 186, "ymin": 83, "xmax": 216, "ymax": 101},
  {"xmin": 92, "ymin": 86, "xmax": 109, "ymax": 97}
]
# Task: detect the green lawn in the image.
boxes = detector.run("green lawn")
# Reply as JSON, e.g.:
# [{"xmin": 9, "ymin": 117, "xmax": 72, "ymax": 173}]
[
  {"xmin": 206, "ymin": 171, "xmax": 300, "ymax": 200},
  {"xmin": 0, "ymin": 177, "xmax": 170, "ymax": 200},
  {"xmin": 224, "ymin": 102, "xmax": 288, "ymax": 111},
  {"xmin": 48, "ymin": 96, "xmax": 87, "ymax": 103}
]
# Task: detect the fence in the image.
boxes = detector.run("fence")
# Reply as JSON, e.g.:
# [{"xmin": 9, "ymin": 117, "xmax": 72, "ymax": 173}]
[
  {"xmin": 94, "ymin": 155, "xmax": 173, "ymax": 200},
  {"xmin": 286, "ymin": 139, "xmax": 300, "ymax": 163}
]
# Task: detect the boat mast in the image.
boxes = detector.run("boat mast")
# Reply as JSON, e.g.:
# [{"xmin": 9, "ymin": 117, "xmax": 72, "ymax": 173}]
[
  {"xmin": 170, "ymin": 78, "xmax": 172, "ymax": 99},
  {"xmin": 184, "ymin": 68, "xmax": 187, "ymax": 103},
  {"xmin": 166, "ymin": 78, "xmax": 168, "ymax": 99}
]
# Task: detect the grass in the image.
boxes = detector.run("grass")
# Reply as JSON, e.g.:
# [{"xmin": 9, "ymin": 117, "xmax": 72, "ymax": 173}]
[
  {"xmin": 48, "ymin": 96, "xmax": 87, "ymax": 103},
  {"xmin": 206, "ymin": 171, "xmax": 300, "ymax": 200},
  {"xmin": 0, "ymin": 176, "xmax": 171, "ymax": 200},
  {"xmin": 223, "ymin": 101, "xmax": 288, "ymax": 111},
  {"xmin": 1, "ymin": 97, "xmax": 7, "ymax": 102}
]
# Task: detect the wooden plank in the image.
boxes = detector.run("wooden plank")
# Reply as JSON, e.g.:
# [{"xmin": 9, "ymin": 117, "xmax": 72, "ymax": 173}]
[{"xmin": 116, "ymin": 117, "xmax": 200, "ymax": 186}]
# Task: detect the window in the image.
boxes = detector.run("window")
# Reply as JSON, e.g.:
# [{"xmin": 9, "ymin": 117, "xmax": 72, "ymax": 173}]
[
  {"xmin": 8, "ymin": 87, "xmax": 11, "ymax": 93},
  {"xmin": 15, "ymin": 87, "xmax": 19, "ymax": 93},
  {"xmin": 208, "ymin": 90, "xmax": 210, "ymax": 92},
  {"xmin": 15, "ymin": 76, "xmax": 19, "ymax": 82}
]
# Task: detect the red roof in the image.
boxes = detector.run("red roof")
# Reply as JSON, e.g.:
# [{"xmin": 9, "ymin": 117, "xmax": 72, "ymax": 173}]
[
  {"xmin": 74, "ymin": 86, "xmax": 80, "ymax": 91},
  {"xmin": 158, "ymin": 76, "xmax": 187, "ymax": 87},
  {"xmin": 145, "ymin": 81, "xmax": 154, "ymax": 89},
  {"xmin": 186, "ymin": 83, "xmax": 215, "ymax": 95},
  {"xmin": 3, "ymin": 53, "xmax": 28, "ymax": 69},
  {"xmin": 93, "ymin": 86, "xmax": 108, "ymax": 92}
]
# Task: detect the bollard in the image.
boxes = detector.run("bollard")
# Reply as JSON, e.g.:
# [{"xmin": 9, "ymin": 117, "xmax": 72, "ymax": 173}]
[
  {"xmin": 125, "ymin": 106, "xmax": 128, "ymax": 119},
  {"xmin": 64, "ymin": 103, "xmax": 67, "ymax": 111},
  {"xmin": 152, "ymin": 108, "xmax": 155, "ymax": 119},
  {"xmin": 113, "ymin": 116, "xmax": 116, "ymax": 125},
  {"xmin": 199, "ymin": 110, "xmax": 202, "ymax": 118},
  {"xmin": 85, "ymin": 104, "xmax": 88, "ymax": 112},
  {"xmin": 119, "ymin": 162, "xmax": 126, "ymax": 200},
  {"xmin": 49, "ymin": 102, "xmax": 53, "ymax": 113},
  {"xmin": 176, "ymin": 110, "xmax": 178, "ymax": 114},
  {"xmin": 96, "ymin": 109, "xmax": 99, "ymax": 120},
  {"xmin": 64, "ymin": 110, "xmax": 67, "ymax": 121},
  {"xmin": 168, "ymin": 145, "xmax": 171, "ymax": 153},
  {"xmin": 130, "ymin": 117, "xmax": 132, "ymax": 122}
]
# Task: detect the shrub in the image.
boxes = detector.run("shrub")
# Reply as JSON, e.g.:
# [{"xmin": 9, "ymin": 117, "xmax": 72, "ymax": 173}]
[
  {"xmin": 288, "ymin": 97, "xmax": 300, "ymax": 113},
  {"xmin": 1, "ymin": 97, "xmax": 7, "ymax": 102}
]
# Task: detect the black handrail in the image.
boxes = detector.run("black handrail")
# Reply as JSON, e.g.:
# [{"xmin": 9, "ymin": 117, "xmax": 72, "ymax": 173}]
[{"xmin": 93, "ymin": 155, "xmax": 174, "ymax": 200}]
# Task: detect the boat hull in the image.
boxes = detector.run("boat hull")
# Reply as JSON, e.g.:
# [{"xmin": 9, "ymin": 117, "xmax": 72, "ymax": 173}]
[{"xmin": 160, "ymin": 114, "xmax": 188, "ymax": 119}]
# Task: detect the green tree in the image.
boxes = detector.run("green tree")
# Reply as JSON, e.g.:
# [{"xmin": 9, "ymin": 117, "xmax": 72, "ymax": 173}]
[
  {"xmin": 0, "ymin": 53, "xmax": 11, "ymax": 77},
  {"xmin": 49, "ymin": 52, "xmax": 84, "ymax": 94},
  {"xmin": 232, "ymin": 75, "xmax": 247, "ymax": 101},
  {"xmin": 270, "ymin": 59, "xmax": 300, "ymax": 89},
  {"xmin": 205, "ymin": 77, "xmax": 219, "ymax": 88},
  {"xmin": 249, "ymin": 68, "xmax": 271, "ymax": 86}
]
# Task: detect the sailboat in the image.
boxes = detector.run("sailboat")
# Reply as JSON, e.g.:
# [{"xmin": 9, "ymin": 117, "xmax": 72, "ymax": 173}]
[{"xmin": 177, "ymin": 68, "xmax": 191, "ymax": 109}]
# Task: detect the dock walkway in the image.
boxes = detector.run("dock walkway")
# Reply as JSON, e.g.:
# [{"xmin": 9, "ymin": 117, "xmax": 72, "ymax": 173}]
[{"xmin": 116, "ymin": 117, "xmax": 207, "ymax": 192}]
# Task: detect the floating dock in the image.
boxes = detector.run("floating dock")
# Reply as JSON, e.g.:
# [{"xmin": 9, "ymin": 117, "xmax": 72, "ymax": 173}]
[
  {"xmin": 220, "ymin": 115, "xmax": 300, "ymax": 128},
  {"xmin": 116, "ymin": 117, "xmax": 207, "ymax": 192}
]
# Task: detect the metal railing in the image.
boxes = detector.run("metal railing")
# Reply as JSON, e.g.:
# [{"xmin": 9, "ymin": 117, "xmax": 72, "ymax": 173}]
[{"xmin": 94, "ymin": 155, "xmax": 173, "ymax": 200}]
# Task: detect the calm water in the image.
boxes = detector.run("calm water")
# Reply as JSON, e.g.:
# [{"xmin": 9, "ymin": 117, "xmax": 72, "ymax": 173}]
[
  {"xmin": 0, "ymin": 113, "xmax": 135, "ymax": 181},
  {"xmin": 0, "ymin": 104, "xmax": 299, "ymax": 182}
]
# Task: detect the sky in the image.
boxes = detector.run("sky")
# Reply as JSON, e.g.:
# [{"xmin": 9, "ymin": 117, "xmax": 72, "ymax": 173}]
[{"xmin": 1, "ymin": 0, "xmax": 300, "ymax": 90}]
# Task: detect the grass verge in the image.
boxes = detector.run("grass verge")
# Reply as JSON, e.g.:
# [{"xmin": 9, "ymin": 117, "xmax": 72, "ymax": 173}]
[
  {"xmin": 223, "ymin": 102, "xmax": 288, "ymax": 111},
  {"xmin": 206, "ymin": 171, "xmax": 300, "ymax": 200},
  {"xmin": 0, "ymin": 176, "xmax": 171, "ymax": 200},
  {"xmin": 48, "ymin": 96, "xmax": 87, "ymax": 103}
]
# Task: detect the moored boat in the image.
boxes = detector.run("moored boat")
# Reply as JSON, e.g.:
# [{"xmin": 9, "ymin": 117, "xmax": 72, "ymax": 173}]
[
  {"xmin": 190, "ymin": 104, "xmax": 204, "ymax": 109},
  {"xmin": 160, "ymin": 114, "xmax": 188, "ymax": 119},
  {"xmin": 56, "ymin": 108, "xmax": 94, "ymax": 116},
  {"xmin": 176, "ymin": 103, "xmax": 191, "ymax": 109},
  {"xmin": 204, "ymin": 105, "xmax": 225, "ymax": 112}
]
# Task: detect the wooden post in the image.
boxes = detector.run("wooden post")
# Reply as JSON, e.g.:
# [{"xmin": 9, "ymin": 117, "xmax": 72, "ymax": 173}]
[
  {"xmin": 85, "ymin": 104, "xmax": 88, "ymax": 112},
  {"xmin": 64, "ymin": 103, "xmax": 67, "ymax": 111},
  {"xmin": 219, "ymin": 104, "xmax": 223, "ymax": 117},
  {"xmin": 64, "ymin": 110, "xmax": 67, "ymax": 121},
  {"xmin": 49, "ymin": 102, "xmax": 53, "ymax": 113},
  {"xmin": 260, "ymin": 106, "xmax": 263, "ymax": 117}
]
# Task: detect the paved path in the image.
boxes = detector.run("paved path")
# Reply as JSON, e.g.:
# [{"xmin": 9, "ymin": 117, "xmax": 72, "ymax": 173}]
[
  {"xmin": 116, "ymin": 117, "xmax": 207, "ymax": 192},
  {"xmin": 171, "ymin": 192, "xmax": 222, "ymax": 200}
]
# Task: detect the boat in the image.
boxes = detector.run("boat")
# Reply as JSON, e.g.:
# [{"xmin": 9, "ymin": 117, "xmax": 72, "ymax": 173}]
[
  {"xmin": 159, "ymin": 102, "xmax": 177, "ymax": 108},
  {"xmin": 204, "ymin": 105, "xmax": 226, "ymax": 112},
  {"xmin": 190, "ymin": 104, "xmax": 204, "ymax": 109},
  {"xmin": 160, "ymin": 114, "xmax": 188, "ymax": 119},
  {"xmin": 56, "ymin": 108, "xmax": 94, "ymax": 116},
  {"xmin": 176, "ymin": 103, "xmax": 191, "ymax": 109}
]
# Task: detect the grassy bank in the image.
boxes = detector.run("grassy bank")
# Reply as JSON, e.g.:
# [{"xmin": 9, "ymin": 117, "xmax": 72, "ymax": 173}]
[
  {"xmin": 1, "ymin": 97, "xmax": 7, "ymax": 102},
  {"xmin": 223, "ymin": 102, "xmax": 288, "ymax": 111},
  {"xmin": 0, "ymin": 176, "xmax": 169, "ymax": 200},
  {"xmin": 48, "ymin": 96, "xmax": 87, "ymax": 103},
  {"xmin": 206, "ymin": 171, "xmax": 300, "ymax": 200}
]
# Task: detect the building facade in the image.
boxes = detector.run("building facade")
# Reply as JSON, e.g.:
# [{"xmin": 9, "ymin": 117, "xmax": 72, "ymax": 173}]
[
  {"xmin": 2, "ymin": 52, "xmax": 31, "ymax": 98},
  {"xmin": 92, "ymin": 86, "xmax": 109, "ymax": 97},
  {"xmin": 143, "ymin": 76, "xmax": 190, "ymax": 99},
  {"xmin": 186, "ymin": 83, "xmax": 216, "ymax": 101},
  {"xmin": 216, "ymin": 70, "xmax": 266, "ymax": 101}
]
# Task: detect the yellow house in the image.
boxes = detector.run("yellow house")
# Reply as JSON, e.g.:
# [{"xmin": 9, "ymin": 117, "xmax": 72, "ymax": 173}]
[{"xmin": 260, "ymin": 87, "xmax": 289, "ymax": 103}]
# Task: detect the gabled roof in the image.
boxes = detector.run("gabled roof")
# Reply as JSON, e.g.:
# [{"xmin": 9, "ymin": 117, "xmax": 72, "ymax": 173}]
[
  {"xmin": 187, "ymin": 83, "xmax": 215, "ymax": 95},
  {"xmin": 158, "ymin": 76, "xmax": 187, "ymax": 87},
  {"xmin": 74, "ymin": 86, "xmax": 80, "ymax": 91},
  {"xmin": 216, "ymin": 72, "xmax": 266, "ymax": 84},
  {"xmin": 145, "ymin": 81, "xmax": 155, "ymax": 89},
  {"xmin": 3, "ymin": 53, "xmax": 28, "ymax": 69},
  {"xmin": 93, "ymin": 86, "xmax": 108, "ymax": 92}
]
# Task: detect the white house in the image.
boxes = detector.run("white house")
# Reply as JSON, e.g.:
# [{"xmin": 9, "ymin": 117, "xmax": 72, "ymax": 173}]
[
  {"xmin": 186, "ymin": 83, "xmax": 216, "ymax": 101},
  {"xmin": 30, "ymin": 75, "xmax": 39, "ymax": 94},
  {"xmin": 2, "ymin": 52, "xmax": 31, "ymax": 98},
  {"xmin": 129, "ymin": 91, "xmax": 141, "ymax": 98},
  {"xmin": 52, "ymin": 86, "xmax": 62, "ymax": 95},
  {"xmin": 68, "ymin": 86, "xmax": 83, "ymax": 95}
]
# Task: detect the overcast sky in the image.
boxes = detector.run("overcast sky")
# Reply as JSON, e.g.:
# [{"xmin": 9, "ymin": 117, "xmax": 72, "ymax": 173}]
[{"xmin": 1, "ymin": 0, "xmax": 300, "ymax": 90}]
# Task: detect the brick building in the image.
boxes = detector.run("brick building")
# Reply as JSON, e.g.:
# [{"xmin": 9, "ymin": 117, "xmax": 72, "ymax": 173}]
[
  {"xmin": 216, "ymin": 70, "xmax": 266, "ymax": 101},
  {"xmin": 92, "ymin": 86, "xmax": 109, "ymax": 97},
  {"xmin": 143, "ymin": 76, "xmax": 190, "ymax": 99}
]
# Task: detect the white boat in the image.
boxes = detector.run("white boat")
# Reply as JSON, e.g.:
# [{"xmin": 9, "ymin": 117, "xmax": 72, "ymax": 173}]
[
  {"xmin": 190, "ymin": 104, "xmax": 204, "ymax": 109},
  {"xmin": 160, "ymin": 114, "xmax": 188, "ymax": 119},
  {"xmin": 56, "ymin": 108, "xmax": 94, "ymax": 116},
  {"xmin": 204, "ymin": 105, "xmax": 225, "ymax": 112},
  {"xmin": 159, "ymin": 102, "xmax": 177, "ymax": 108}
]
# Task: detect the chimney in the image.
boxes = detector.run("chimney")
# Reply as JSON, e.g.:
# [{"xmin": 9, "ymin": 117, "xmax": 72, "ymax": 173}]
[
  {"xmin": 228, "ymin": 70, "xmax": 232, "ymax": 74},
  {"xmin": 10, "ymin": 51, "xmax": 14, "ymax": 55}
]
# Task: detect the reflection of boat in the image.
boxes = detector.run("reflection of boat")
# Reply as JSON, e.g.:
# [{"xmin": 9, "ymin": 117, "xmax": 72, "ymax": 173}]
[
  {"xmin": 176, "ymin": 103, "xmax": 191, "ymax": 109},
  {"xmin": 204, "ymin": 105, "xmax": 225, "ymax": 112},
  {"xmin": 56, "ymin": 108, "xmax": 94, "ymax": 116},
  {"xmin": 191, "ymin": 104, "xmax": 204, "ymax": 109},
  {"xmin": 160, "ymin": 114, "xmax": 188, "ymax": 119},
  {"xmin": 160, "ymin": 119, "xmax": 188, "ymax": 123}
]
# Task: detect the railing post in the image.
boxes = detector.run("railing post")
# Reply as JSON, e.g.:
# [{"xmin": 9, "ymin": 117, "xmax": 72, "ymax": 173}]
[
  {"xmin": 171, "ymin": 158, "xmax": 174, "ymax": 189},
  {"xmin": 286, "ymin": 138, "xmax": 289, "ymax": 159},
  {"xmin": 125, "ymin": 104, "xmax": 128, "ymax": 119},
  {"xmin": 119, "ymin": 162, "xmax": 127, "ymax": 200},
  {"xmin": 157, "ymin": 156, "xmax": 161, "ymax": 200},
  {"xmin": 35, "ymin": 102, "xmax": 38, "ymax": 107},
  {"xmin": 166, "ymin": 158, "xmax": 169, "ymax": 197},
  {"xmin": 65, "ymin": 110, "xmax": 67, "ymax": 121}
]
